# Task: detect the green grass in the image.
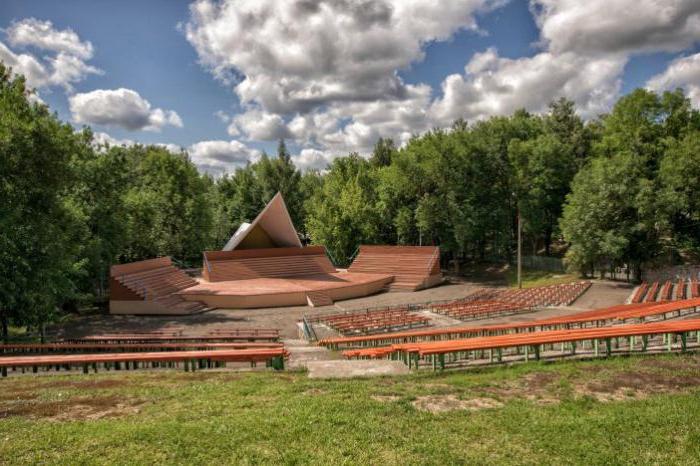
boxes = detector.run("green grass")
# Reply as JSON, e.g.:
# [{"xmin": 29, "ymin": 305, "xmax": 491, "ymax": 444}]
[
  {"xmin": 505, "ymin": 268, "xmax": 581, "ymax": 288},
  {"xmin": 2, "ymin": 354, "xmax": 700, "ymax": 464}
]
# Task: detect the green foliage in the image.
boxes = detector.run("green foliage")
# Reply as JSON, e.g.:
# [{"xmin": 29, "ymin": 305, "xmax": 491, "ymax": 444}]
[
  {"xmin": 560, "ymin": 89, "xmax": 700, "ymax": 278},
  {"xmin": 305, "ymin": 154, "xmax": 381, "ymax": 264},
  {"xmin": 0, "ymin": 64, "xmax": 85, "ymax": 338}
]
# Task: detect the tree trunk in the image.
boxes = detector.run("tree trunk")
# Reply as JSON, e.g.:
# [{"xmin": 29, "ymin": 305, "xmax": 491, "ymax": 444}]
[
  {"xmin": 544, "ymin": 227, "xmax": 552, "ymax": 256},
  {"xmin": 1, "ymin": 314, "xmax": 8, "ymax": 344},
  {"xmin": 40, "ymin": 323, "xmax": 46, "ymax": 344}
]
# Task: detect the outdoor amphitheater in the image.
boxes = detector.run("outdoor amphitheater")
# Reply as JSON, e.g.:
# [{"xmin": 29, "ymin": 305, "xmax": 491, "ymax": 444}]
[{"xmin": 3, "ymin": 194, "xmax": 700, "ymax": 379}]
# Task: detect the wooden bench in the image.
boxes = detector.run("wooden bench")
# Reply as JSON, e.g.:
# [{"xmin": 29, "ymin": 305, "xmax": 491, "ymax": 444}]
[{"xmin": 0, "ymin": 348, "xmax": 289, "ymax": 377}]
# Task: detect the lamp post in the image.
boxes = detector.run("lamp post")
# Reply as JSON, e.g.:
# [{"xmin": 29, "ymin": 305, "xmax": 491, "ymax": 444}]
[{"xmin": 517, "ymin": 207, "xmax": 522, "ymax": 289}]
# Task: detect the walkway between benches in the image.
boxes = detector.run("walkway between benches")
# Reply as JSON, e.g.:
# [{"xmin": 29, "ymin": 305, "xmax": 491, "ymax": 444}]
[{"xmin": 284, "ymin": 338, "xmax": 409, "ymax": 378}]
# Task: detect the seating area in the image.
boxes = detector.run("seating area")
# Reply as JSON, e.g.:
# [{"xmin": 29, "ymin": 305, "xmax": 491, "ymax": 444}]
[
  {"xmin": 632, "ymin": 278, "xmax": 700, "ymax": 303},
  {"xmin": 342, "ymin": 319, "xmax": 700, "ymax": 369},
  {"xmin": 110, "ymin": 257, "xmax": 207, "ymax": 315},
  {"xmin": 319, "ymin": 298, "xmax": 700, "ymax": 350},
  {"xmin": 0, "ymin": 348, "xmax": 288, "ymax": 377},
  {"xmin": 348, "ymin": 245, "xmax": 442, "ymax": 291},
  {"xmin": 203, "ymin": 246, "xmax": 336, "ymax": 282},
  {"xmin": 429, "ymin": 300, "xmax": 533, "ymax": 321},
  {"xmin": 0, "ymin": 328, "xmax": 285, "ymax": 377},
  {"xmin": 464, "ymin": 281, "xmax": 591, "ymax": 307},
  {"xmin": 308, "ymin": 308, "xmax": 431, "ymax": 335}
]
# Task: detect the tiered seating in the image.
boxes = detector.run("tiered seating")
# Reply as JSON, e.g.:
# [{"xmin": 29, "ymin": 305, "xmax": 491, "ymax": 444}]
[
  {"xmin": 644, "ymin": 281, "xmax": 660, "ymax": 302},
  {"xmin": 309, "ymin": 308, "xmax": 430, "ymax": 335},
  {"xmin": 0, "ymin": 342, "xmax": 283, "ymax": 355},
  {"xmin": 497, "ymin": 281, "xmax": 591, "ymax": 306},
  {"xmin": 460, "ymin": 281, "xmax": 591, "ymax": 307},
  {"xmin": 430, "ymin": 300, "xmax": 532, "ymax": 321},
  {"xmin": 319, "ymin": 298, "xmax": 700, "ymax": 350},
  {"xmin": 631, "ymin": 282, "xmax": 649, "ymax": 303},
  {"xmin": 203, "ymin": 246, "xmax": 336, "ymax": 282},
  {"xmin": 342, "ymin": 319, "xmax": 700, "ymax": 368},
  {"xmin": 659, "ymin": 281, "xmax": 673, "ymax": 301},
  {"xmin": 0, "ymin": 328, "xmax": 286, "ymax": 376},
  {"xmin": 0, "ymin": 347, "xmax": 289, "ymax": 377},
  {"xmin": 677, "ymin": 279, "xmax": 687, "ymax": 300},
  {"xmin": 631, "ymin": 279, "xmax": 700, "ymax": 303},
  {"xmin": 64, "ymin": 329, "xmax": 280, "ymax": 343},
  {"xmin": 110, "ymin": 257, "xmax": 207, "ymax": 314},
  {"xmin": 348, "ymin": 246, "xmax": 441, "ymax": 291}
]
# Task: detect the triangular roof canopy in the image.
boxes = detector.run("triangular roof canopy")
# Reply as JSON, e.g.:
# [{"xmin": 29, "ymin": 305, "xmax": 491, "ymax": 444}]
[{"xmin": 223, "ymin": 192, "xmax": 302, "ymax": 251}]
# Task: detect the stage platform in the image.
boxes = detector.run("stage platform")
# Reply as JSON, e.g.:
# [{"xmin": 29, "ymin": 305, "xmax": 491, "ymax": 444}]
[{"xmin": 177, "ymin": 271, "xmax": 393, "ymax": 309}]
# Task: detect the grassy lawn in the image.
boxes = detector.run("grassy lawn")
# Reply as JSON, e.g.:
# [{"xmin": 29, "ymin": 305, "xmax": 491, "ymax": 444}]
[
  {"xmin": 2, "ymin": 354, "xmax": 700, "ymax": 464},
  {"xmin": 505, "ymin": 268, "xmax": 581, "ymax": 288}
]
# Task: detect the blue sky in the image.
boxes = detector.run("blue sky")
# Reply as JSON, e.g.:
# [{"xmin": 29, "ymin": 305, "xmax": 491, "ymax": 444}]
[{"xmin": 1, "ymin": 1, "xmax": 699, "ymax": 173}]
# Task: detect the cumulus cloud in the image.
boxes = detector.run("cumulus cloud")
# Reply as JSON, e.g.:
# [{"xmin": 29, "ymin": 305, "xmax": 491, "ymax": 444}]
[
  {"xmin": 533, "ymin": 0, "xmax": 700, "ymax": 56},
  {"xmin": 228, "ymin": 109, "xmax": 292, "ymax": 140},
  {"xmin": 183, "ymin": 0, "xmax": 700, "ymax": 162},
  {"xmin": 429, "ymin": 48, "xmax": 625, "ymax": 123},
  {"xmin": 6, "ymin": 18, "xmax": 94, "ymax": 59},
  {"xmin": 292, "ymin": 148, "xmax": 336, "ymax": 172},
  {"xmin": 647, "ymin": 53, "xmax": 700, "ymax": 107},
  {"xmin": 187, "ymin": 139, "xmax": 261, "ymax": 176},
  {"xmin": 0, "ymin": 18, "xmax": 101, "ymax": 91},
  {"xmin": 92, "ymin": 131, "xmax": 135, "ymax": 149},
  {"xmin": 185, "ymin": 0, "xmax": 500, "ymax": 114},
  {"xmin": 69, "ymin": 88, "xmax": 183, "ymax": 131}
]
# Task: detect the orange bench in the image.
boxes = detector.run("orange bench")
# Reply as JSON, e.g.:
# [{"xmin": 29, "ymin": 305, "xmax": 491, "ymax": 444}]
[{"xmin": 0, "ymin": 348, "xmax": 289, "ymax": 377}]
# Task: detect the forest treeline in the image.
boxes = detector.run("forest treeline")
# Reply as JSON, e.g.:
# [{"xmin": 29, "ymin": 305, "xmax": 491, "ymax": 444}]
[{"xmin": 3, "ymin": 63, "xmax": 700, "ymax": 336}]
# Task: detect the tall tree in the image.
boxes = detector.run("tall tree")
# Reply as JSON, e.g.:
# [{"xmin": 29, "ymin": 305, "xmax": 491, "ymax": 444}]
[{"xmin": 0, "ymin": 64, "xmax": 85, "ymax": 339}]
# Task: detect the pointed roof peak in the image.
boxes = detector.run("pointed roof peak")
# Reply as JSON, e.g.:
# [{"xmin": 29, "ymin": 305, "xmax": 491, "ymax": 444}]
[{"xmin": 223, "ymin": 192, "xmax": 302, "ymax": 251}]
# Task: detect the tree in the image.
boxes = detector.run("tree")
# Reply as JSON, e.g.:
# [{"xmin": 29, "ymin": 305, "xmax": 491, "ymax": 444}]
[
  {"xmin": 659, "ymin": 131, "xmax": 700, "ymax": 255},
  {"xmin": 256, "ymin": 140, "xmax": 303, "ymax": 228},
  {"xmin": 370, "ymin": 137, "xmax": 396, "ymax": 167},
  {"xmin": 122, "ymin": 146, "xmax": 214, "ymax": 263},
  {"xmin": 305, "ymin": 154, "xmax": 381, "ymax": 264},
  {"xmin": 0, "ymin": 64, "xmax": 85, "ymax": 340}
]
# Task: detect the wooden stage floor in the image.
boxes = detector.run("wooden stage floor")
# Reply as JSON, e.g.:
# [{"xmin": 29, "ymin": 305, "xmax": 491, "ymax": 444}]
[{"xmin": 177, "ymin": 271, "xmax": 394, "ymax": 308}]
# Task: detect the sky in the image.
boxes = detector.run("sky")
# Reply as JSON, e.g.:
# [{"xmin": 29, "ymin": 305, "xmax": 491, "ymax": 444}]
[{"xmin": 2, "ymin": 0, "xmax": 700, "ymax": 175}]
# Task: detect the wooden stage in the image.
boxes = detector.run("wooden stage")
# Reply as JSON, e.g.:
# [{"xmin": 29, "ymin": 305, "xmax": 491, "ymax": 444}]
[{"xmin": 177, "ymin": 271, "xmax": 393, "ymax": 308}]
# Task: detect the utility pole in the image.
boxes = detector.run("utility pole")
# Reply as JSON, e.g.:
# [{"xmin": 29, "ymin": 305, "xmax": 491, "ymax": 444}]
[{"xmin": 517, "ymin": 208, "xmax": 522, "ymax": 289}]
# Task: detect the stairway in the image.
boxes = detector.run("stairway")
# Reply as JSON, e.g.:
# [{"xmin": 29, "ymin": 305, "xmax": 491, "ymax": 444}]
[
  {"xmin": 349, "ymin": 246, "xmax": 441, "ymax": 292},
  {"xmin": 114, "ymin": 264, "xmax": 208, "ymax": 314},
  {"xmin": 306, "ymin": 291, "xmax": 334, "ymax": 307}
]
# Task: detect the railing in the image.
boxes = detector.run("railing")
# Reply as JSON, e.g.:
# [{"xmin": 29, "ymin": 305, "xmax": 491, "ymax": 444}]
[
  {"xmin": 203, "ymin": 254, "xmax": 212, "ymax": 273},
  {"xmin": 347, "ymin": 246, "xmax": 360, "ymax": 266},
  {"xmin": 324, "ymin": 248, "xmax": 340, "ymax": 268},
  {"xmin": 301, "ymin": 316, "xmax": 318, "ymax": 342}
]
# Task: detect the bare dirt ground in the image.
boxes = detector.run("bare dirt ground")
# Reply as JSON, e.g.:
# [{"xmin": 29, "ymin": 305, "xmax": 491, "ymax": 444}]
[{"xmin": 51, "ymin": 279, "xmax": 632, "ymax": 340}]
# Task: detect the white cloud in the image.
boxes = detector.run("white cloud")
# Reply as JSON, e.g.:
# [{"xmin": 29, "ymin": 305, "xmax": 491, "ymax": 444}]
[
  {"xmin": 647, "ymin": 52, "xmax": 700, "ymax": 107},
  {"xmin": 92, "ymin": 131, "xmax": 135, "ymax": 149},
  {"xmin": 6, "ymin": 18, "xmax": 94, "ymax": 59},
  {"xmin": 533, "ymin": 0, "xmax": 700, "ymax": 56},
  {"xmin": 69, "ymin": 88, "xmax": 183, "ymax": 131},
  {"xmin": 187, "ymin": 139, "xmax": 261, "ymax": 176},
  {"xmin": 429, "ymin": 48, "xmax": 625, "ymax": 123},
  {"xmin": 185, "ymin": 0, "xmax": 500, "ymax": 114},
  {"xmin": 292, "ymin": 148, "xmax": 336, "ymax": 172},
  {"xmin": 0, "ymin": 18, "xmax": 101, "ymax": 91},
  {"xmin": 183, "ymin": 0, "xmax": 700, "ymax": 161},
  {"xmin": 156, "ymin": 143, "xmax": 184, "ymax": 154},
  {"xmin": 228, "ymin": 109, "xmax": 291, "ymax": 140}
]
